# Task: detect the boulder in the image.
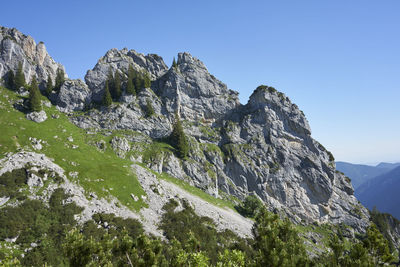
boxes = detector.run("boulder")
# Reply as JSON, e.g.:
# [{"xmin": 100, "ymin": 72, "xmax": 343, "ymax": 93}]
[{"xmin": 26, "ymin": 110, "xmax": 47, "ymax": 123}]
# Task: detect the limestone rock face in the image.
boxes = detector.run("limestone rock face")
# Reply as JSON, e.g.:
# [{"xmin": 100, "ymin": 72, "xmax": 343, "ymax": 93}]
[
  {"xmin": 154, "ymin": 52, "xmax": 240, "ymax": 121},
  {"xmin": 0, "ymin": 26, "xmax": 66, "ymax": 88},
  {"xmin": 214, "ymin": 86, "xmax": 369, "ymax": 231},
  {"xmin": 85, "ymin": 48, "xmax": 168, "ymax": 103},
  {"xmin": 71, "ymin": 88, "xmax": 171, "ymax": 139},
  {"xmin": 56, "ymin": 79, "xmax": 91, "ymax": 113}
]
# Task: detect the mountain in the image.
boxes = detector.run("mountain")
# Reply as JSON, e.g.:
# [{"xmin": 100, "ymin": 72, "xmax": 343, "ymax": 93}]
[
  {"xmin": 0, "ymin": 24, "xmax": 369, "ymax": 233},
  {"xmin": 357, "ymin": 166, "xmax": 400, "ymax": 219},
  {"xmin": 1, "ymin": 25, "xmax": 395, "ymax": 264},
  {"xmin": 376, "ymin": 162, "xmax": 400, "ymax": 170},
  {"xmin": 335, "ymin": 161, "xmax": 399, "ymax": 189}
]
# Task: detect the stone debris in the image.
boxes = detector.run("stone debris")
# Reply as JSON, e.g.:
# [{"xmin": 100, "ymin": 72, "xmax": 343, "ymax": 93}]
[{"xmin": 26, "ymin": 110, "xmax": 47, "ymax": 123}]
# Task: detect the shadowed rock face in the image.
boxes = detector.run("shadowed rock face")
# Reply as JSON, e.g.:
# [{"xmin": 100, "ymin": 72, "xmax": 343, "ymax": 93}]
[
  {"xmin": 0, "ymin": 25, "xmax": 370, "ymax": 233},
  {"xmin": 0, "ymin": 26, "xmax": 66, "ymax": 89}
]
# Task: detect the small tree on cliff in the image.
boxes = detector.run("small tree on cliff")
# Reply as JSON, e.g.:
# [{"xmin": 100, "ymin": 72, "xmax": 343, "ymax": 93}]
[
  {"xmin": 29, "ymin": 77, "xmax": 41, "ymax": 112},
  {"xmin": 14, "ymin": 62, "xmax": 25, "ymax": 90},
  {"xmin": 45, "ymin": 76, "xmax": 53, "ymax": 96},
  {"xmin": 102, "ymin": 81, "xmax": 112, "ymax": 107},
  {"xmin": 169, "ymin": 113, "xmax": 189, "ymax": 159},
  {"xmin": 54, "ymin": 68, "xmax": 65, "ymax": 92}
]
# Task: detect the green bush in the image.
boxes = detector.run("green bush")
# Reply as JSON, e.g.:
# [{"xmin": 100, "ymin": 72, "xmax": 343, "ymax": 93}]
[
  {"xmin": 169, "ymin": 114, "xmax": 189, "ymax": 159},
  {"xmin": 0, "ymin": 168, "xmax": 27, "ymax": 199},
  {"xmin": 235, "ymin": 195, "xmax": 264, "ymax": 218},
  {"xmin": 145, "ymin": 99, "xmax": 155, "ymax": 117}
]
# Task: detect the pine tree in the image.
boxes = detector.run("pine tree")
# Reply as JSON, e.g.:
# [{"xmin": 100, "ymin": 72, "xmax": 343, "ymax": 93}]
[
  {"xmin": 107, "ymin": 69, "xmax": 115, "ymax": 97},
  {"xmin": 170, "ymin": 113, "xmax": 189, "ymax": 159},
  {"xmin": 144, "ymin": 72, "xmax": 151, "ymax": 88},
  {"xmin": 14, "ymin": 62, "xmax": 25, "ymax": 90},
  {"xmin": 6, "ymin": 70, "xmax": 14, "ymax": 89},
  {"xmin": 29, "ymin": 77, "xmax": 41, "ymax": 112},
  {"xmin": 172, "ymin": 57, "xmax": 178, "ymax": 69},
  {"xmin": 113, "ymin": 71, "xmax": 121, "ymax": 100},
  {"xmin": 135, "ymin": 76, "xmax": 143, "ymax": 92},
  {"xmin": 126, "ymin": 77, "xmax": 135, "ymax": 95},
  {"xmin": 54, "ymin": 68, "xmax": 65, "ymax": 92},
  {"xmin": 102, "ymin": 81, "xmax": 112, "ymax": 107},
  {"xmin": 252, "ymin": 208, "xmax": 309, "ymax": 266},
  {"xmin": 45, "ymin": 76, "xmax": 53, "ymax": 96},
  {"xmin": 126, "ymin": 65, "xmax": 136, "ymax": 95},
  {"xmin": 145, "ymin": 100, "xmax": 155, "ymax": 118}
]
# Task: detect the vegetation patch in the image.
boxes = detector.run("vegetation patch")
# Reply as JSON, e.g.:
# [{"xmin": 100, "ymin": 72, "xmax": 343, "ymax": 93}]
[{"xmin": 0, "ymin": 86, "xmax": 146, "ymax": 211}]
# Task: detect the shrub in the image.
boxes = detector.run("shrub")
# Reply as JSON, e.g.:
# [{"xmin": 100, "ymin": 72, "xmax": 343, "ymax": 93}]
[
  {"xmin": 235, "ymin": 195, "xmax": 264, "ymax": 218},
  {"xmin": 145, "ymin": 99, "xmax": 155, "ymax": 117},
  {"xmin": 169, "ymin": 114, "xmax": 189, "ymax": 159}
]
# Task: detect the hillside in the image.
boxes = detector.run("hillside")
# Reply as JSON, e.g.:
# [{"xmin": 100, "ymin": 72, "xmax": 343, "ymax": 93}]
[
  {"xmin": 0, "ymin": 25, "xmax": 397, "ymax": 265},
  {"xmin": 357, "ymin": 166, "xmax": 400, "ymax": 219},
  {"xmin": 336, "ymin": 161, "xmax": 399, "ymax": 189}
]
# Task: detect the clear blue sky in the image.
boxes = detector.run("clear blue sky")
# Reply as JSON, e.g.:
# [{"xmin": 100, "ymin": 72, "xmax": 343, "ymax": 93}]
[{"xmin": 2, "ymin": 1, "xmax": 400, "ymax": 164}]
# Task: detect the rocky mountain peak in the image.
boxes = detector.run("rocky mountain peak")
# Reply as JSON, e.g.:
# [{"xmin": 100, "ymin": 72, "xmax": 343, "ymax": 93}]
[
  {"xmin": 177, "ymin": 52, "xmax": 207, "ymax": 71},
  {"xmin": 85, "ymin": 48, "xmax": 168, "ymax": 102},
  {"xmin": 154, "ymin": 52, "xmax": 240, "ymax": 121},
  {"xmin": 247, "ymin": 85, "xmax": 311, "ymax": 137},
  {"xmin": 0, "ymin": 26, "xmax": 66, "ymax": 87}
]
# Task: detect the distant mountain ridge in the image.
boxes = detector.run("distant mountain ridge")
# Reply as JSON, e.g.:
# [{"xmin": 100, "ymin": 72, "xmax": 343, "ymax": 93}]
[
  {"xmin": 336, "ymin": 161, "xmax": 400, "ymax": 189},
  {"xmin": 356, "ymin": 165, "xmax": 400, "ymax": 219}
]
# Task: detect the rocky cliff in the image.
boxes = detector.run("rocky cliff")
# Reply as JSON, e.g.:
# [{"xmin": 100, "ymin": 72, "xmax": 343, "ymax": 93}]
[
  {"xmin": 0, "ymin": 26, "xmax": 370, "ymax": 234},
  {"xmin": 0, "ymin": 26, "xmax": 66, "ymax": 89}
]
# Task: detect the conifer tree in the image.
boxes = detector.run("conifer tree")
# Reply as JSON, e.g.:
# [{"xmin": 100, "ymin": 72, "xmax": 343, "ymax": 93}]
[
  {"xmin": 145, "ymin": 100, "xmax": 155, "ymax": 118},
  {"xmin": 170, "ymin": 113, "xmax": 189, "ymax": 159},
  {"xmin": 107, "ymin": 69, "xmax": 115, "ymax": 97},
  {"xmin": 54, "ymin": 68, "xmax": 65, "ymax": 92},
  {"xmin": 102, "ymin": 81, "xmax": 112, "ymax": 107},
  {"xmin": 113, "ymin": 70, "xmax": 121, "ymax": 100},
  {"xmin": 126, "ymin": 65, "xmax": 136, "ymax": 95},
  {"xmin": 6, "ymin": 69, "xmax": 14, "ymax": 89},
  {"xmin": 29, "ymin": 77, "xmax": 41, "ymax": 112},
  {"xmin": 126, "ymin": 77, "xmax": 135, "ymax": 95},
  {"xmin": 135, "ymin": 76, "xmax": 143, "ymax": 92},
  {"xmin": 45, "ymin": 76, "xmax": 53, "ymax": 96},
  {"xmin": 144, "ymin": 72, "xmax": 151, "ymax": 88},
  {"xmin": 252, "ymin": 208, "xmax": 309, "ymax": 266},
  {"xmin": 14, "ymin": 62, "xmax": 25, "ymax": 90},
  {"xmin": 172, "ymin": 57, "xmax": 178, "ymax": 69}
]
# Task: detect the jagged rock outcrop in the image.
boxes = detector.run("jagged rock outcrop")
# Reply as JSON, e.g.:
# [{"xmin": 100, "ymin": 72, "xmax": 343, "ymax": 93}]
[
  {"xmin": 0, "ymin": 26, "xmax": 66, "ymax": 88},
  {"xmin": 55, "ymin": 79, "xmax": 91, "ymax": 113},
  {"xmin": 85, "ymin": 48, "xmax": 168, "ymax": 102},
  {"xmin": 71, "ymin": 88, "xmax": 171, "ymax": 138},
  {"xmin": 154, "ymin": 52, "xmax": 240, "ymax": 121}
]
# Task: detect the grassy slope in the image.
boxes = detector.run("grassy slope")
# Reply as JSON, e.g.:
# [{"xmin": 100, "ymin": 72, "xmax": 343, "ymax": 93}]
[
  {"xmin": 0, "ymin": 86, "xmax": 146, "ymax": 211},
  {"xmin": 0, "ymin": 86, "xmax": 237, "ymax": 212}
]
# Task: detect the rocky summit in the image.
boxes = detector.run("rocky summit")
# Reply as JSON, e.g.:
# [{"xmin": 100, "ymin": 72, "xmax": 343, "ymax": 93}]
[
  {"xmin": 0, "ymin": 26, "xmax": 66, "ymax": 89},
  {"xmin": 0, "ymin": 26, "xmax": 370, "ymax": 234}
]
